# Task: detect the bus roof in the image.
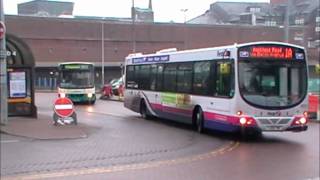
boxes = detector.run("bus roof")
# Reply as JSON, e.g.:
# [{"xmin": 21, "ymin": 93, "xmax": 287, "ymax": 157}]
[
  {"xmin": 125, "ymin": 41, "xmax": 305, "ymax": 65},
  {"xmin": 236, "ymin": 41, "xmax": 305, "ymax": 49},
  {"xmin": 126, "ymin": 41, "xmax": 304, "ymax": 59},
  {"xmin": 58, "ymin": 62, "xmax": 94, "ymax": 66}
]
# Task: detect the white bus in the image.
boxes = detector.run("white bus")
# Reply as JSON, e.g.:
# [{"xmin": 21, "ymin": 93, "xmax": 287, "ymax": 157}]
[
  {"xmin": 124, "ymin": 42, "xmax": 309, "ymax": 134},
  {"xmin": 57, "ymin": 62, "xmax": 96, "ymax": 104}
]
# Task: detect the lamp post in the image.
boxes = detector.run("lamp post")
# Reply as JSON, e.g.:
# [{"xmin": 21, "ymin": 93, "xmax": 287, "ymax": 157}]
[
  {"xmin": 284, "ymin": 0, "xmax": 291, "ymax": 43},
  {"xmin": 101, "ymin": 19, "xmax": 105, "ymax": 87},
  {"xmin": 181, "ymin": 9, "xmax": 188, "ymax": 50},
  {"xmin": 181, "ymin": 9, "xmax": 188, "ymax": 23},
  {"xmin": 0, "ymin": 0, "xmax": 8, "ymax": 125},
  {"xmin": 132, "ymin": 0, "xmax": 136, "ymax": 53}
]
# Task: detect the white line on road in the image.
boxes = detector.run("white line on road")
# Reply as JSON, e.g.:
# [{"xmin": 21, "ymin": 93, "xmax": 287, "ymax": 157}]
[
  {"xmin": 0, "ymin": 140, "xmax": 20, "ymax": 143},
  {"xmin": 304, "ymin": 177, "xmax": 320, "ymax": 180}
]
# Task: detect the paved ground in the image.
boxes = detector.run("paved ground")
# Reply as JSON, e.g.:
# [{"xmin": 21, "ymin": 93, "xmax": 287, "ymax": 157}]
[
  {"xmin": 1, "ymin": 115, "xmax": 88, "ymax": 140},
  {"xmin": 1, "ymin": 93, "xmax": 233, "ymax": 178}
]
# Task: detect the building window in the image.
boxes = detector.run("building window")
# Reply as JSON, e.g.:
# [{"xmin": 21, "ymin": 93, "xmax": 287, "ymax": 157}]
[
  {"xmin": 250, "ymin": 7, "xmax": 261, "ymax": 13},
  {"xmin": 265, "ymin": 21, "xmax": 277, "ymax": 26},
  {"xmin": 308, "ymin": 40, "xmax": 320, "ymax": 48},
  {"xmin": 295, "ymin": 18, "xmax": 304, "ymax": 25}
]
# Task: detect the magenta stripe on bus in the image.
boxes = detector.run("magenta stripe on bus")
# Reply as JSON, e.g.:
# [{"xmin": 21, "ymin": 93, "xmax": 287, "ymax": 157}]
[
  {"xmin": 150, "ymin": 103, "xmax": 192, "ymax": 116},
  {"xmin": 204, "ymin": 111, "xmax": 239, "ymax": 125}
]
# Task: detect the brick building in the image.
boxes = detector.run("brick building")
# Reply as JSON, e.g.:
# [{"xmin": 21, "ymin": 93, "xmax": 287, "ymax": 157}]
[{"xmin": 4, "ymin": 0, "xmax": 319, "ymax": 89}]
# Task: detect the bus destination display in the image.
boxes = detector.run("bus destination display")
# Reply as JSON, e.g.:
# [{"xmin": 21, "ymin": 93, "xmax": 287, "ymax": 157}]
[
  {"xmin": 239, "ymin": 45, "xmax": 305, "ymax": 60},
  {"xmin": 62, "ymin": 64, "xmax": 90, "ymax": 70}
]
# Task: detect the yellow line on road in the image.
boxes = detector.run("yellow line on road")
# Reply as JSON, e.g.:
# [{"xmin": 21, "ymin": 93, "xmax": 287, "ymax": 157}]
[{"xmin": 3, "ymin": 141, "xmax": 240, "ymax": 180}]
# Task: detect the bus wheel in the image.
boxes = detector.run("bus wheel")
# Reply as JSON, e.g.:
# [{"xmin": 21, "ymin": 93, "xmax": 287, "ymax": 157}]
[
  {"xmin": 195, "ymin": 108, "xmax": 204, "ymax": 133},
  {"xmin": 140, "ymin": 100, "xmax": 150, "ymax": 120}
]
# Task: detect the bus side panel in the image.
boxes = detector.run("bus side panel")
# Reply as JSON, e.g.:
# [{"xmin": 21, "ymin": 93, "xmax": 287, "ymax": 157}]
[
  {"xmin": 204, "ymin": 120, "xmax": 240, "ymax": 132},
  {"xmin": 157, "ymin": 93, "xmax": 194, "ymax": 124},
  {"xmin": 142, "ymin": 91, "xmax": 193, "ymax": 123},
  {"xmin": 154, "ymin": 105, "xmax": 193, "ymax": 124},
  {"xmin": 193, "ymin": 96, "xmax": 244, "ymax": 132},
  {"xmin": 124, "ymin": 89, "xmax": 141, "ymax": 113}
]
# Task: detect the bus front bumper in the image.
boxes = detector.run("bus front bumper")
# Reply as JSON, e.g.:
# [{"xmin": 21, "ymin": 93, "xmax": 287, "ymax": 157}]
[{"xmin": 67, "ymin": 94, "xmax": 96, "ymax": 103}]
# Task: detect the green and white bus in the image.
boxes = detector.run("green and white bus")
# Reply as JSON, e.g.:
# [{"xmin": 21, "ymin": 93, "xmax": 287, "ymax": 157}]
[{"xmin": 57, "ymin": 62, "xmax": 96, "ymax": 104}]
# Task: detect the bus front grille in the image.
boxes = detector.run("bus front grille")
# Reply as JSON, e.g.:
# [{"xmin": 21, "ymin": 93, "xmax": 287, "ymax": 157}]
[{"xmin": 256, "ymin": 118, "xmax": 291, "ymax": 125}]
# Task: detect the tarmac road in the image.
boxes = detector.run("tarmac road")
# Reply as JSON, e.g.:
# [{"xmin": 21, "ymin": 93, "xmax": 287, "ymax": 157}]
[{"xmin": 0, "ymin": 93, "xmax": 319, "ymax": 180}]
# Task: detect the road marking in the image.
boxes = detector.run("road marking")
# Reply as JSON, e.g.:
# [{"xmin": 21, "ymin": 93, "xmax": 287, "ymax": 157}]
[
  {"xmin": 2, "ymin": 141, "xmax": 240, "ymax": 180},
  {"xmin": 304, "ymin": 177, "xmax": 320, "ymax": 180},
  {"xmin": 0, "ymin": 140, "xmax": 20, "ymax": 143},
  {"xmin": 79, "ymin": 110, "xmax": 128, "ymax": 118}
]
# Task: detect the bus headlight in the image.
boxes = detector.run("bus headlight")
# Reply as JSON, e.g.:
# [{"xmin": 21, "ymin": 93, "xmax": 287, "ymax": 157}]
[
  {"xmin": 292, "ymin": 116, "xmax": 308, "ymax": 125},
  {"xmin": 299, "ymin": 117, "xmax": 307, "ymax": 124},
  {"xmin": 87, "ymin": 93, "xmax": 93, "ymax": 98},
  {"xmin": 239, "ymin": 117, "xmax": 256, "ymax": 126},
  {"xmin": 239, "ymin": 117, "xmax": 247, "ymax": 125},
  {"xmin": 59, "ymin": 93, "xmax": 66, "ymax": 98}
]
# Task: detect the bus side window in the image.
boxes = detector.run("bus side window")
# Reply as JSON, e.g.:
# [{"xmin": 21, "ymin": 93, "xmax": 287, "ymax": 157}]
[
  {"xmin": 156, "ymin": 64, "xmax": 164, "ymax": 91},
  {"xmin": 163, "ymin": 63, "xmax": 177, "ymax": 92},
  {"xmin": 193, "ymin": 61, "xmax": 211, "ymax": 95},
  {"xmin": 139, "ymin": 65, "xmax": 150, "ymax": 90},
  {"xmin": 126, "ymin": 65, "xmax": 136, "ymax": 89},
  {"xmin": 150, "ymin": 64, "xmax": 157, "ymax": 91},
  {"xmin": 177, "ymin": 63, "xmax": 193, "ymax": 93}
]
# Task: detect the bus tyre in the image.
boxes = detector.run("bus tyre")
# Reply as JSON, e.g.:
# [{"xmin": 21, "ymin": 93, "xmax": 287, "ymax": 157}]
[
  {"xmin": 196, "ymin": 108, "xmax": 204, "ymax": 133},
  {"xmin": 140, "ymin": 100, "xmax": 150, "ymax": 120}
]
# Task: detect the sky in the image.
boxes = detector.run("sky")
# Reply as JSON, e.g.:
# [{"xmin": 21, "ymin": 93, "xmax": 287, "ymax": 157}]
[{"xmin": 3, "ymin": 0, "xmax": 270, "ymax": 23}]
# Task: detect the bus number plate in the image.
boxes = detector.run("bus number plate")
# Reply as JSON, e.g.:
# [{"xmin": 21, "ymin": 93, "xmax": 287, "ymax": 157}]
[{"xmin": 265, "ymin": 126, "xmax": 282, "ymax": 131}]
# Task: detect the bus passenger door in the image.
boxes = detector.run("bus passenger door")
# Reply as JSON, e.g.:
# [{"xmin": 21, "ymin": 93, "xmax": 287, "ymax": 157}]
[{"xmin": 212, "ymin": 61, "xmax": 234, "ymax": 112}]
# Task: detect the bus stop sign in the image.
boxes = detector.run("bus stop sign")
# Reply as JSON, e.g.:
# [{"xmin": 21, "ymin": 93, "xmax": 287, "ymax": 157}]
[
  {"xmin": 0, "ymin": 21, "xmax": 5, "ymax": 40},
  {"xmin": 54, "ymin": 97, "xmax": 74, "ymax": 117}
]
